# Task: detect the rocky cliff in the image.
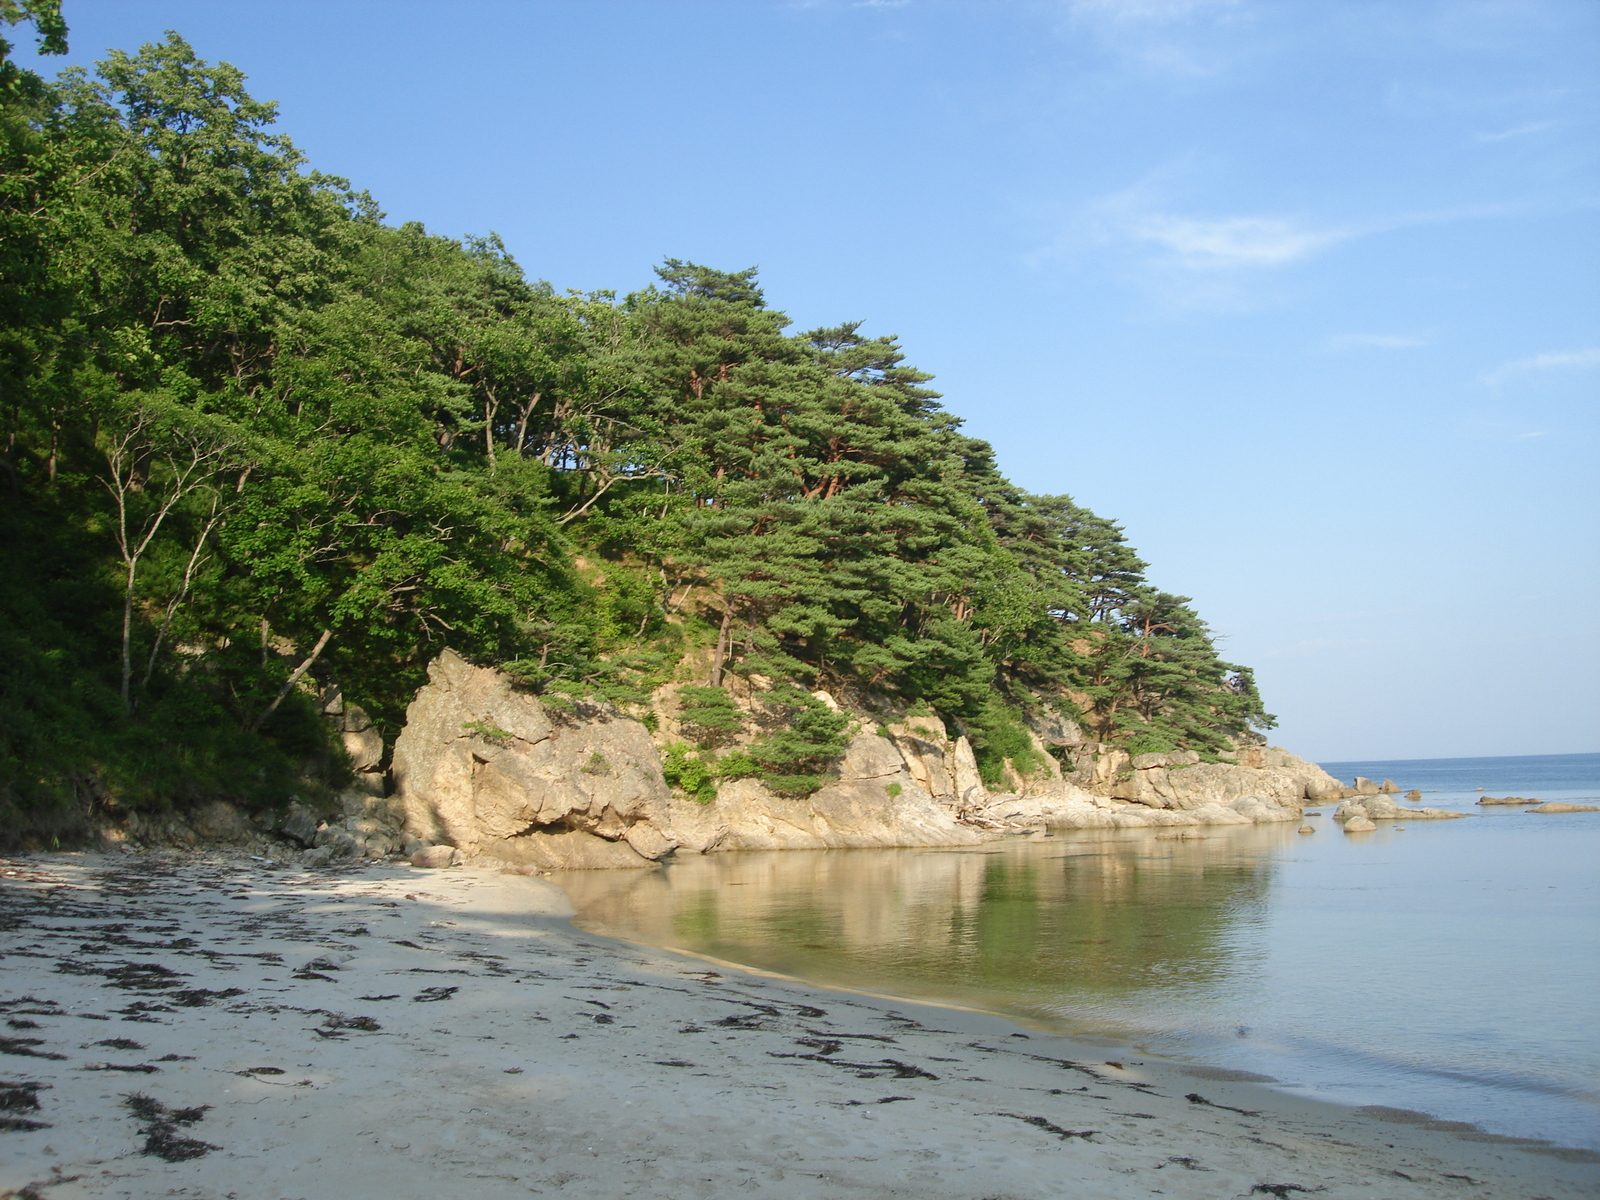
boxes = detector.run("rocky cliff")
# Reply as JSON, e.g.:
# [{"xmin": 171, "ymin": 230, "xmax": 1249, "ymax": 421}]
[
  {"xmin": 389, "ymin": 650, "xmax": 675, "ymax": 870},
  {"xmin": 378, "ymin": 652, "xmax": 1352, "ymax": 869}
]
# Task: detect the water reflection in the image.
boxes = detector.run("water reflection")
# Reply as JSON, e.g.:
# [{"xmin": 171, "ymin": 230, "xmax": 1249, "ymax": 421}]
[{"xmin": 555, "ymin": 826, "xmax": 1293, "ymax": 1034}]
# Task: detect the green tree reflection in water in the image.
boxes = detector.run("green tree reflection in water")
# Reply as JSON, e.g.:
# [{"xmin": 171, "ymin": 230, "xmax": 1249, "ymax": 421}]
[{"xmin": 556, "ymin": 827, "xmax": 1285, "ymax": 1033}]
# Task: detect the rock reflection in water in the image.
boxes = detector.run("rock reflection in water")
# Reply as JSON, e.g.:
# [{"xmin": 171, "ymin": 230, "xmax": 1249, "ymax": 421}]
[{"xmin": 554, "ymin": 825, "xmax": 1292, "ymax": 1034}]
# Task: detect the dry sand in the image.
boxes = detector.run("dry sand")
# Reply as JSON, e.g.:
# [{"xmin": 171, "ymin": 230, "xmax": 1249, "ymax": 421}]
[{"xmin": 2, "ymin": 850, "xmax": 1595, "ymax": 1199}]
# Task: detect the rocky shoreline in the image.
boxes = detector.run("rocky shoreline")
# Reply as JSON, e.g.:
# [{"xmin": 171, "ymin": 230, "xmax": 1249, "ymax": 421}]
[
  {"xmin": 335, "ymin": 651, "xmax": 1363, "ymax": 872},
  {"xmin": 106, "ymin": 651, "xmax": 1565, "ymax": 873},
  {"xmin": 2, "ymin": 850, "xmax": 1595, "ymax": 1200}
]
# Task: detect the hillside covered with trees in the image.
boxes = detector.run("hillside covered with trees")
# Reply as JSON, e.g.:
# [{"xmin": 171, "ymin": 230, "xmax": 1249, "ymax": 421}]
[{"xmin": 0, "ymin": 7, "xmax": 1272, "ymax": 839}]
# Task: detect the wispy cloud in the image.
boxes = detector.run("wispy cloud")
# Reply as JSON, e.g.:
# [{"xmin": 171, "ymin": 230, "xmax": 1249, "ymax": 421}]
[
  {"xmin": 1328, "ymin": 332, "xmax": 1432, "ymax": 350},
  {"xmin": 1480, "ymin": 347, "xmax": 1600, "ymax": 385},
  {"xmin": 1130, "ymin": 214, "xmax": 1348, "ymax": 269},
  {"xmin": 1474, "ymin": 121, "xmax": 1554, "ymax": 143}
]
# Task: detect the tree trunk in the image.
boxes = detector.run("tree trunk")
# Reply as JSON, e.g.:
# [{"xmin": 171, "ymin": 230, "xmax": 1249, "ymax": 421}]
[
  {"xmin": 709, "ymin": 608, "xmax": 732, "ymax": 687},
  {"xmin": 247, "ymin": 628, "xmax": 333, "ymax": 734},
  {"xmin": 120, "ymin": 560, "xmax": 137, "ymax": 711}
]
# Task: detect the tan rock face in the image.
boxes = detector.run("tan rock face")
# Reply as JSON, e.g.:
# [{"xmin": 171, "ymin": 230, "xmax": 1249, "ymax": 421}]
[
  {"xmin": 390, "ymin": 649, "xmax": 673, "ymax": 869},
  {"xmin": 950, "ymin": 736, "xmax": 984, "ymax": 802},
  {"xmin": 387, "ymin": 653, "xmax": 1355, "ymax": 863},
  {"xmin": 342, "ymin": 726, "xmax": 384, "ymax": 773},
  {"xmin": 665, "ymin": 737, "xmax": 983, "ymax": 853}
]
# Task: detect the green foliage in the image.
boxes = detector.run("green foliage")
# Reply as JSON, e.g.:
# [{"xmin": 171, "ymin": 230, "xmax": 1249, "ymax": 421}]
[
  {"xmin": 1121, "ymin": 731, "xmax": 1178, "ymax": 758},
  {"xmin": 676, "ymin": 685, "xmax": 743, "ymax": 748},
  {"xmin": 965, "ymin": 701, "xmax": 1044, "ymax": 788},
  {"xmin": 461, "ymin": 720, "xmax": 513, "ymax": 745},
  {"xmin": 715, "ymin": 748, "xmax": 759, "ymax": 781},
  {"xmin": 886, "ymin": 782, "xmax": 902, "ymax": 798},
  {"xmin": 745, "ymin": 686, "xmax": 850, "ymax": 797},
  {"xmin": 661, "ymin": 743, "xmax": 718, "ymax": 803}
]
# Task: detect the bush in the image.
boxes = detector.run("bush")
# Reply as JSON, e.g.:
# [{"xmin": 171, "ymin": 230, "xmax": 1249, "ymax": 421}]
[
  {"xmin": 661, "ymin": 743, "xmax": 719, "ymax": 803},
  {"xmin": 676, "ymin": 685, "xmax": 743, "ymax": 748},
  {"xmin": 966, "ymin": 700, "xmax": 1044, "ymax": 788},
  {"xmin": 1120, "ymin": 729, "xmax": 1178, "ymax": 758},
  {"xmin": 746, "ymin": 686, "xmax": 849, "ymax": 793}
]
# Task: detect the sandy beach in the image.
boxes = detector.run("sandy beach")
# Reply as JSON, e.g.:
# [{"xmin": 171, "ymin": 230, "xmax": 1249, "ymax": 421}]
[{"xmin": 1, "ymin": 852, "xmax": 1594, "ymax": 1200}]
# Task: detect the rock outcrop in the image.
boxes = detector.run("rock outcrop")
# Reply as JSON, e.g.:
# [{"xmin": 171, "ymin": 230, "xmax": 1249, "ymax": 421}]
[
  {"xmin": 1334, "ymin": 795, "xmax": 1465, "ymax": 823},
  {"xmin": 320, "ymin": 685, "xmax": 387, "ymax": 796},
  {"xmin": 1058, "ymin": 744, "xmax": 1343, "ymax": 813},
  {"xmin": 977, "ymin": 786, "xmax": 1302, "ymax": 831},
  {"xmin": 666, "ymin": 732, "xmax": 984, "ymax": 853},
  {"xmin": 390, "ymin": 649, "xmax": 676, "ymax": 870},
  {"xmin": 378, "ymin": 652, "xmax": 1374, "ymax": 868}
]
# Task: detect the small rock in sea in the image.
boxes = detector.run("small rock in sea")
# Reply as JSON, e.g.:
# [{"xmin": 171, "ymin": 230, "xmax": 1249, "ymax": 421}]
[
  {"xmin": 1343, "ymin": 814, "xmax": 1376, "ymax": 833},
  {"xmin": 1524, "ymin": 803, "xmax": 1600, "ymax": 814},
  {"xmin": 1477, "ymin": 795, "xmax": 1535, "ymax": 805},
  {"xmin": 1379, "ymin": 779, "xmax": 1401, "ymax": 793},
  {"xmin": 1297, "ymin": 825, "xmax": 1314, "ymax": 835},
  {"xmin": 1404, "ymin": 790, "xmax": 1422, "ymax": 801},
  {"xmin": 1353, "ymin": 777, "xmax": 1380, "ymax": 796}
]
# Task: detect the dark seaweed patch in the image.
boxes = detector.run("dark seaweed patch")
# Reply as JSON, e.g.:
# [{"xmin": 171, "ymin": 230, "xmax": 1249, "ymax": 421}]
[
  {"xmin": 321, "ymin": 1013, "xmax": 381, "ymax": 1032},
  {"xmin": 0, "ymin": 1081, "xmax": 46, "ymax": 1111},
  {"xmin": 122, "ymin": 1092, "xmax": 217, "ymax": 1162},
  {"xmin": 992, "ymin": 1112, "xmax": 1096, "ymax": 1141},
  {"xmin": 170, "ymin": 988, "xmax": 245, "ymax": 1008},
  {"xmin": 0, "ymin": 1038, "xmax": 65, "ymax": 1061},
  {"xmin": 1186, "ymin": 1092, "xmax": 1260, "ymax": 1117},
  {"xmin": 412, "ymin": 986, "xmax": 457, "ymax": 1003}
]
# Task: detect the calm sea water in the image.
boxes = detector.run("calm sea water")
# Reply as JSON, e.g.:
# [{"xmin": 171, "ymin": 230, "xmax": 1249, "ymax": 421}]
[{"xmin": 556, "ymin": 753, "xmax": 1600, "ymax": 1150}]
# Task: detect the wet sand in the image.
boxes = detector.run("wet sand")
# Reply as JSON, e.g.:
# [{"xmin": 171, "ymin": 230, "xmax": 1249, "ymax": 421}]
[{"xmin": 2, "ymin": 850, "xmax": 1595, "ymax": 1199}]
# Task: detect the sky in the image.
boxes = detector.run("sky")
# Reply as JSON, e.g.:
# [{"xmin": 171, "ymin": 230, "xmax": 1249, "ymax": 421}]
[{"xmin": 34, "ymin": 0, "xmax": 1600, "ymax": 762}]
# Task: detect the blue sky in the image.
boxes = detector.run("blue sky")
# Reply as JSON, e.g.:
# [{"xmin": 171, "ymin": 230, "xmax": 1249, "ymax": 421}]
[{"xmin": 39, "ymin": 0, "xmax": 1600, "ymax": 760}]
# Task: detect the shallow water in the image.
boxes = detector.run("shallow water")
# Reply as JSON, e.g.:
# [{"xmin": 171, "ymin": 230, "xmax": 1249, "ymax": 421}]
[{"xmin": 557, "ymin": 753, "xmax": 1600, "ymax": 1149}]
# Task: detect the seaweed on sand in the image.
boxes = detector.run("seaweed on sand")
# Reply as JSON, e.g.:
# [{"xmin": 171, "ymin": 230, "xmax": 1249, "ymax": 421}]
[{"xmin": 122, "ymin": 1092, "xmax": 217, "ymax": 1162}]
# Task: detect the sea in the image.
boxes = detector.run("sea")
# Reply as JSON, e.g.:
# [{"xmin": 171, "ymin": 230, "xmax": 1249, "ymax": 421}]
[{"xmin": 557, "ymin": 752, "xmax": 1600, "ymax": 1151}]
